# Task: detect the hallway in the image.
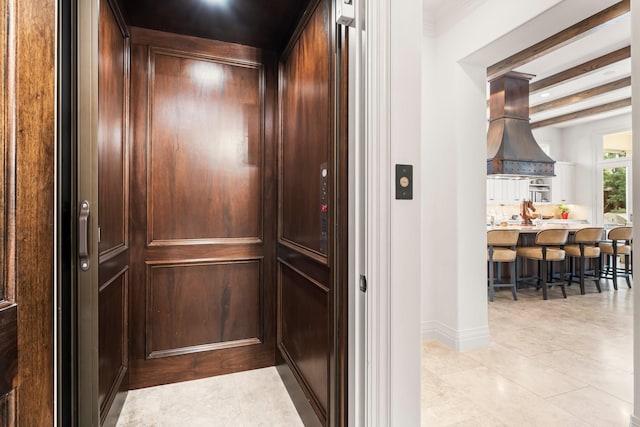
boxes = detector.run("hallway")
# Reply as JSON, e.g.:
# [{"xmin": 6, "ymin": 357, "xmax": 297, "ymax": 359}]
[{"xmin": 423, "ymin": 283, "xmax": 633, "ymax": 426}]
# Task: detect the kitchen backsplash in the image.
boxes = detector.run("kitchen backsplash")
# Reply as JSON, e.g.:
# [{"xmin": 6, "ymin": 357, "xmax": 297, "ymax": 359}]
[{"xmin": 487, "ymin": 203, "xmax": 588, "ymax": 222}]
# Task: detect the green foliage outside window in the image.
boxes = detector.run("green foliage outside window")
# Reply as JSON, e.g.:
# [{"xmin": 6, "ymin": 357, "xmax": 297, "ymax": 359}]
[{"xmin": 603, "ymin": 166, "xmax": 626, "ymax": 213}]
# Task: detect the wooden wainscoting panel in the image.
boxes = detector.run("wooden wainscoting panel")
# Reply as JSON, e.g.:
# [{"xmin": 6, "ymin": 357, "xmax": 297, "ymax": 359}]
[
  {"xmin": 146, "ymin": 260, "xmax": 262, "ymax": 358},
  {"xmin": 97, "ymin": 1, "xmax": 130, "ymax": 425},
  {"xmin": 147, "ymin": 49, "xmax": 262, "ymax": 244},
  {"xmin": 276, "ymin": 0, "xmax": 348, "ymax": 425},
  {"xmin": 129, "ymin": 29, "xmax": 277, "ymax": 389},
  {"xmin": 98, "ymin": 0, "xmax": 129, "ymax": 259},
  {"xmin": 98, "ymin": 269, "xmax": 128, "ymax": 418},
  {"xmin": 280, "ymin": 0, "xmax": 331, "ymax": 256},
  {"xmin": 279, "ymin": 263, "xmax": 329, "ymax": 420}
]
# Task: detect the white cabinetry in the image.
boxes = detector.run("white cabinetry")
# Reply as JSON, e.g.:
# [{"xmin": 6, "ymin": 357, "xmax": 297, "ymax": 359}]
[
  {"xmin": 551, "ymin": 162, "xmax": 575, "ymax": 204},
  {"xmin": 487, "ymin": 178, "xmax": 529, "ymax": 203},
  {"xmin": 529, "ymin": 178, "xmax": 551, "ymax": 203}
]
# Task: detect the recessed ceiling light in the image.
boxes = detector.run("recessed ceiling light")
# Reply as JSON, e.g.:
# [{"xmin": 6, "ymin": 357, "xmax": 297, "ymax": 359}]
[
  {"xmin": 602, "ymin": 69, "xmax": 618, "ymax": 76},
  {"xmin": 203, "ymin": 0, "xmax": 226, "ymax": 5},
  {"xmin": 539, "ymin": 92, "xmax": 551, "ymax": 98}
]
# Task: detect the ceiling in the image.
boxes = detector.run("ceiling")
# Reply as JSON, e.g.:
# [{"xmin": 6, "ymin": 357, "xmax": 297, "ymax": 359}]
[
  {"xmin": 524, "ymin": 12, "xmax": 631, "ymax": 128},
  {"xmin": 115, "ymin": 0, "xmax": 312, "ymax": 52},
  {"xmin": 117, "ymin": 0, "xmax": 630, "ymax": 128},
  {"xmin": 428, "ymin": 0, "xmax": 631, "ymax": 129}
]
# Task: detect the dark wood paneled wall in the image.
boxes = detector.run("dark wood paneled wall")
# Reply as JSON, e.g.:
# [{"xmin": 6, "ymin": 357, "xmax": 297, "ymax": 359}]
[
  {"xmin": 98, "ymin": 1, "xmax": 130, "ymax": 425},
  {"xmin": 5, "ymin": 0, "xmax": 57, "ymax": 423},
  {"xmin": 276, "ymin": 0, "xmax": 348, "ymax": 425},
  {"xmin": 0, "ymin": 0, "xmax": 17, "ymax": 422},
  {"xmin": 128, "ymin": 28, "xmax": 278, "ymax": 389}
]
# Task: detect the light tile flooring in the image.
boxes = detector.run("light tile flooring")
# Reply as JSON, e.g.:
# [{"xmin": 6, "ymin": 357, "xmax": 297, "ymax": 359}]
[
  {"xmin": 423, "ymin": 280, "xmax": 634, "ymax": 427},
  {"xmin": 116, "ymin": 367, "xmax": 303, "ymax": 427},
  {"xmin": 116, "ymin": 280, "xmax": 633, "ymax": 426}
]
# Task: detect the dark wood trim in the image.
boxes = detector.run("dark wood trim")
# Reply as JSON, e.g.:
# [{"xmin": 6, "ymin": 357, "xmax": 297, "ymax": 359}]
[
  {"xmin": 487, "ymin": 0, "xmax": 630, "ymax": 80},
  {"xmin": 14, "ymin": 0, "xmax": 56, "ymax": 423},
  {"xmin": 335, "ymin": 22, "xmax": 349, "ymax": 427},
  {"xmin": 276, "ymin": 353, "xmax": 324, "ymax": 427},
  {"xmin": 530, "ymin": 46, "xmax": 630, "ymax": 93},
  {"xmin": 280, "ymin": 0, "xmax": 323, "ymax": 62},
  {"xmin": 0, "ymin": 305, "xmax": 17, "ymax": 396},
  {"xmin": 531, "ymin": 98, "xmax": 631, "ymax": 129},
  {"xmin": 530, "ymin": 76, "xmax": 630, "ymax": 114},
  {"xmin": 277, "ymin": 243, "xmax": 330, "ymax": 290},
  {"xmin": 105, "ymin": 0, "xmax": 130, "ymax": 38},
  {"xmin": 130, "ymin": 26, "xmax": 266, "ymax": 65},
  {"xmin": 0, "ymin": 390, "xmax": 16, "ymax": 426}
]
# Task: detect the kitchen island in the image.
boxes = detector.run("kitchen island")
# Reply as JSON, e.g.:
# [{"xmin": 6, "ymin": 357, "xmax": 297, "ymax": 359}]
[{"xmin": 487, "ymin": 222, "xmax": 607, "ymax": 295}]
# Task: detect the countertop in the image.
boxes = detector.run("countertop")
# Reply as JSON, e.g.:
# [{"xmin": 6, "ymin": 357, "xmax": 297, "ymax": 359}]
[{"xmin": 488, "ymin": 221, "xmax": 594, "ymax": 234}]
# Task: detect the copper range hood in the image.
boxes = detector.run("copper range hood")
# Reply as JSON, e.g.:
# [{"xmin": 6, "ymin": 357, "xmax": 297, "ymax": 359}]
[{"xmin": 487, "ymin": 71, "xmax": 554, "ymax": 177}]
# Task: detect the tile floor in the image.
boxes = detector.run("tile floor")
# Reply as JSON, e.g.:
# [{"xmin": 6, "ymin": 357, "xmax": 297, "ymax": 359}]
[
  {"xmin": 116, "ymin": 367, "xmax": 303, "ymax": 427},
  {"xmin": 116, "ymin": 279, "xmax": 633, "ymax": 426},
  {"xmin": 423, "ymin": 279, "xmax": 633, "ymax": 427}
]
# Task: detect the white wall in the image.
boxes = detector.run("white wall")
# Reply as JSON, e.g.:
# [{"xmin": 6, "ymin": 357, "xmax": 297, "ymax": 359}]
[
  {"xmin": 421, "ymin": 33, "xmax": 437, "ymax": 326},
  {"xmin": 421, "ymin": 0, "xmax": 568, "ymax": 351},
  {"xmin": 389, "ymin": 0, "xmax": 423, "ymax": 424},
  {"xmin": 631, "ymin": 1, "xmax": 640, "ymax": 426},
  {"xmin": 532, "ymin": 126, "xmax": 564, "ymax": 160},
  {"xmin": 561, "ymin": 114, "xmax": 632, "ymax": 224}
]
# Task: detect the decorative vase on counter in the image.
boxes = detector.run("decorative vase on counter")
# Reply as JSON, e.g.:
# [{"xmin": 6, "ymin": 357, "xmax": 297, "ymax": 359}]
[{"xmin": 561, "ymin": 212, "xmax": 569, "ymax": 220}]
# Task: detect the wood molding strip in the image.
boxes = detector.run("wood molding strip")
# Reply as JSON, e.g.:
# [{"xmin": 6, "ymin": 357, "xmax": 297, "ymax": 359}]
[
  {"xmin": 487, "ymin": 0, "xmax": 630, "ymax": 80},
  {"xmin": 530, "ymin": 76, "xmax": 630, "ymax": 114},
  {"xmin": 530, "ymin": 46, "xmax": 630, "ymax": 93},
  {"xmin": 531, "ymin": 97, "xmax": 631, "ymax": 129}
]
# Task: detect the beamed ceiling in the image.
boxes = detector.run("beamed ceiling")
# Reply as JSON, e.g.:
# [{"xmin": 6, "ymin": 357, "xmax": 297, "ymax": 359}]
[
  {"xmin": 485, "ymin": 0, "xmax": 631, "ymax": 129},
  {"xmin": 116, "ymin": 0, "xmax": 312, "ymax": 52}
]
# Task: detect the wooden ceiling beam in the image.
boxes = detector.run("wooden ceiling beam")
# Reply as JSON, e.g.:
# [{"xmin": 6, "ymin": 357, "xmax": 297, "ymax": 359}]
[
  {"xmin": 530, "ymin": 76, "xmax": 630, "ymax": 114},
  {"xmin": 487, "ymin": 0, "xmax": 630, "ymax": 80},
  {"xmin": 530, "ymin": 46, "xmax": 630, "ymax": 93},
  {"xmin": 530, "ymin": 98, "xmax": 631, "ymax": 129}
]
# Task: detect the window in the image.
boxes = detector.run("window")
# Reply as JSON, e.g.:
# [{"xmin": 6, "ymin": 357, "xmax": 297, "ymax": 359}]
[{"xmin": 599, "ymin": 131, "xmax": 632, "ymax": 226}]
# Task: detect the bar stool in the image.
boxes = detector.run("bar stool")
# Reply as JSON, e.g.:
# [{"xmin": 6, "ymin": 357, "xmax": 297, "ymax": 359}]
[
  {"xmin": 487, "ymin": 229, "xmax": 520, "ymax": 301},
  {"xmin": 564, "ymin": 227, "xmax": 603, "ymax": 295},
  {"xmin": 600, "ymin": 226, "xmax": 632, "ymax": 290},
  {"xmin": 516, "ymin": 229, "xmax": 569, "ymax": 300}
]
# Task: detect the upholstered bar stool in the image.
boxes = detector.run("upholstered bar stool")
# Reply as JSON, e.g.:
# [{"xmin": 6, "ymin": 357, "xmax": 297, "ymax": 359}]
[
  {"xmin": 600, "ymin": 226, "xmax": 632, "ymax": 290},
  {"xmin": 487, "ymin": 230, "xmax": 520, "ymax": 301},
  {"xmin": 516, "ymin": 229, "xmax": 569, "ymax": 300},
  {"xmin": 564, "ymin": 227, "xmax": 604, "ymax": 295}
]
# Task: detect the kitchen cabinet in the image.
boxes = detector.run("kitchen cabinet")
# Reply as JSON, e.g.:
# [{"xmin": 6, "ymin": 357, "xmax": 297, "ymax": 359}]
[
  {"xmin": 551, "ymin": 161, "xmax": 575, "ymax": 204},
  {"xmin": 487, "ymin": 178, "xmax": 529, "ymax": 203}
]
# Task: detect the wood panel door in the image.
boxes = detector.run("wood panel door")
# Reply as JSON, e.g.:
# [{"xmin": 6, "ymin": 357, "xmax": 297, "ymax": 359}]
[
  {"xmin": 277, "ymin": 0, "xmax": 348, "ymax": 425},
  {"xmin": 97, "ymin": 1, "xmax": 130, "ymax": 425},
  {"xmin": 128, "ymin": 29, "xmax": 277, "ymax": 388}
]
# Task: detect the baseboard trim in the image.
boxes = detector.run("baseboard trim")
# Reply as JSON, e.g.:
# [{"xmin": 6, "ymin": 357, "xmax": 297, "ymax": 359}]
[
  {"xmin": 421, "ymin": 321, "xmax": 491, "ymax": 351},
  {"xmin": 629, "ymin": 414, "xmax": 640, "ymax": 427},
  {"xmin": 276, "ymin": 350, "xmax": 323, "ymax": 427}
]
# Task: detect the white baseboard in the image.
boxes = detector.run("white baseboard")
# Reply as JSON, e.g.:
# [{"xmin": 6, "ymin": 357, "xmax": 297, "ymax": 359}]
[
  {"xmin": 422, "ymin": 321, "xmax": 491, "ymax": 351},
  {"xmin": 630, "ymin": 415, "xmax": 640, "ymax": 427}
]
